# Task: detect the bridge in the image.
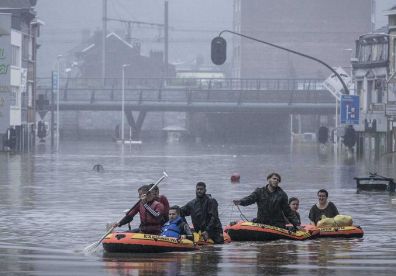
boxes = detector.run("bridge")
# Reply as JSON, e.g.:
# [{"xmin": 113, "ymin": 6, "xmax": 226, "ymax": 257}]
[
  {"xmin": 36, "ymin": 77, "xmax": 336, "ymax": 140},
  {"xmin": 37, "ymin": 77, "xmax": 335, "ymax": 112}
]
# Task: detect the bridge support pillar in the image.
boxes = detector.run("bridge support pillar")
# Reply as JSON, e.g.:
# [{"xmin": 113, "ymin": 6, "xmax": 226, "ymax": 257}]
[{"xmin": 125, "ymin": 110, "xmax": 146, "ymax": 141}]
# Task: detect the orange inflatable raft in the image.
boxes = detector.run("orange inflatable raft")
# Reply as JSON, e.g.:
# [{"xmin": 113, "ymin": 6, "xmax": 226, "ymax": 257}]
[
  {"xmin": 224, "ymin": 221, "xmax": 314, "ymax": 241},
  {"xmin": 303, "ymin": 224, "xmax": 364, "ymax": 238},
  {"xmin": 102, "ymin": 232, "xmax": 199, "ymax": 253}
]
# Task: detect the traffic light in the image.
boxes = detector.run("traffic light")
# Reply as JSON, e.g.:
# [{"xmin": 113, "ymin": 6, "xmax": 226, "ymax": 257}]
[{"xmin": 211, "ymin": 37, "xmax": 227, "ymax": 65}]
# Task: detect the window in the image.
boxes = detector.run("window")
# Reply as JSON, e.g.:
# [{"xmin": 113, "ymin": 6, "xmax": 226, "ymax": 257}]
[
  {"xmin": 11, "ymin": 86, "xmax": 19, "ymax": 107},
  {"xmin": 11, "ymin": 45, "xmax": 20, "ymax": 67},
  {"xmin": 371, "ymin": 44, "xmax": 379, "ymax": 61},
  {"xmin": 359, "ymin": 44, "xmax": 371, "ymax": 62},
  {"xmin": 22, "ymin": 35, "xmax": 30, "ymax": 62},
  {"xmin": 394, "ymin": 40, "xmax": 396, "ymax": 73}
]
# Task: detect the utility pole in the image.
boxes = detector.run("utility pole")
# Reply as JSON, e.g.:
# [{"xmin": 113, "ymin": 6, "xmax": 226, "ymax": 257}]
[
  {"xmin": 164, "ymin": 1, "xmax": 169, "ymax": 78},
  {"xmin": 126, "ymin": 21, "xmax": 132, "ymax": 43},
  {"xmin": 102, "ymin": 0, "xmax": 107, "ymax": 82}
]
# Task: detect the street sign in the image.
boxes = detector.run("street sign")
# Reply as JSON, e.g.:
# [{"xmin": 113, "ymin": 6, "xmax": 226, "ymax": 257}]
[
  {"xmin": 340, "ymin": 95, "xmax": 359, "ymax": 125},
  {"xmin": 322, "ymin": 67, "xmax": 352, "ymax": 101}
]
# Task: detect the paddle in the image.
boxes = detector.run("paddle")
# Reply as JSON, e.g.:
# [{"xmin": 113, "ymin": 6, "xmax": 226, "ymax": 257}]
[{"xmin": 83, "ymin": 171, "xmax": 168, "ymax": 253}]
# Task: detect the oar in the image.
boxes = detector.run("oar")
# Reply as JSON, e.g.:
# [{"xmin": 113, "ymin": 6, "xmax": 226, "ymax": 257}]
[{"xmin": 83, "ymin": 171, "xmax": 168, "ymax": 253}]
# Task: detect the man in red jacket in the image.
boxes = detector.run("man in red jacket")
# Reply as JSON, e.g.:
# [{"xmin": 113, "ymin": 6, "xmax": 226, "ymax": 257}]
[
  {"xmin": 149, "ymin": 183, "xmax": 170, "ymax": 223},
  {"xmin": 115, "ymin": 185, "xmax": 165, "ymax": 235}
]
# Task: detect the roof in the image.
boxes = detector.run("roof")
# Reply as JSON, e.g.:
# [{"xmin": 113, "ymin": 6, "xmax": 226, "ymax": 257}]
[
  {"xmin": 358, "ymin": 33, "xmax": 389, "ymax": 43},
  {"xmin": 384, "ymin": 5, "xmax": 396, "ymax": 15},
  {"xmin": 80, "ymin": 32, "xmax": 134, "ymax": 53}
]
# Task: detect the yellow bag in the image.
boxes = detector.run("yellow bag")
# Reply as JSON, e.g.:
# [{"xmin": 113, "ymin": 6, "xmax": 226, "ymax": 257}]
[
  {"xmin": 317, "ymin": 215, "xmax": 353, "ymax": 227},
  {"xmin": 193, "ymin": 231, "xmax": 201, "ymax": 243},
  {"xmin": 333, "ymin": 215, "xmax": 353, "ymax": 226},
  {"xmin": 317, "ymin": 215, "xmax": 336, "ymax": 227}
]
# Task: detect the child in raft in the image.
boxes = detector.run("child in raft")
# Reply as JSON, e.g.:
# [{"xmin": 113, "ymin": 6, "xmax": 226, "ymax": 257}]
[{"xmin": 288, "ymin": 197, "xmax": 301, "ymax": 225}]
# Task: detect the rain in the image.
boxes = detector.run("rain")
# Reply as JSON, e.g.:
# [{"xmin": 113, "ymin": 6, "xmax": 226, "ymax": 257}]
[{"xmin": 1, "ymin": 0, "xmax": 396, "ymax": 275}]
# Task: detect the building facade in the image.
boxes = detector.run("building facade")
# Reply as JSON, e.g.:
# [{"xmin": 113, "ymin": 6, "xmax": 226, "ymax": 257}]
[
  {"xmin": 385, "ymin": 6, "xmax": 396, "ymax": 152},
  {"xmin": 0, "ymin": 0, "xmax": 41, "ymax": 151},
  {"xmin": 66, "ymin": 31, "xmax": 175, "ymax": 80},
  {"xmin": 232, "ymin": 0, "xmax": 373, "ymax": 79},
  {"xmin": 352, "ymin": 33, "xmax": 389, "ymax": 157}
]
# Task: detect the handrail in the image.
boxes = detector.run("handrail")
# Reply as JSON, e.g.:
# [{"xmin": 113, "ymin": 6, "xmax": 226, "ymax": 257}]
[{"xmin": 36, "ymin": 77, "xmax": 326, "ymax": 91}]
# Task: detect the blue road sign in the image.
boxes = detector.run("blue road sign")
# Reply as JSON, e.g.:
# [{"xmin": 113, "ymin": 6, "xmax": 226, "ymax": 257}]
[{"xmin": 340, "ymin": 95, "xmax": 359, "ymax": 125}]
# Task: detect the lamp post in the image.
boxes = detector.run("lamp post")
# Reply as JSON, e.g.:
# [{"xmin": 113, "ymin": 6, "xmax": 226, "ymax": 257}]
[
  {"xmin": 56, "ymin": 54, "xmax": 62, "ymax": 152},
  {"xmin": 212, "ymin": 30, "xmax": 350, "ymax": 95},
  {"xmin": 121, "ymin": 64, "xmax": 130, "ymax": 142}
]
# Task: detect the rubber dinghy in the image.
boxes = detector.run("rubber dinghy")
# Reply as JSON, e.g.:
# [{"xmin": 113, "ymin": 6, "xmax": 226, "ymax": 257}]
[
  {"xmin": 102, "ymin": 232, "xmax": 199, "ymax": 253},
  {"xmin": 303, "ymin": 224, "xmax": 364, "ymax": 238},
  {"xmin": 224, "ymin": 221, "xmax": 314, "ymax": 241}
]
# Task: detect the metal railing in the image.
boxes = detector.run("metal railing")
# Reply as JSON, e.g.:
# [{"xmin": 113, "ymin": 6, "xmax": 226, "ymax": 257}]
[{"xmin": 37, "ymin": 77, "xmax": 326, "ymax": 91}]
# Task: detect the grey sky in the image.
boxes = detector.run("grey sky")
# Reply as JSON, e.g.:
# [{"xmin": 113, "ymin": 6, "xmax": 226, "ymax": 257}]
[
  {"xmin": 376, "ymin": 0, "xmax": 395, "ymax": 27},
  {"xmin": 35, "ymin": 0, "xmax": 395, "ymax": 77},
  {"xmin": 35, "ymin": 0, "xmax": 232, "ymax": 76}
]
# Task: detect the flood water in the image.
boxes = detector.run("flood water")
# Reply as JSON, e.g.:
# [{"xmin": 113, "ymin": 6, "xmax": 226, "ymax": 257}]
[{"xmin": 1, "ymin": 140, "xmax": 396, "ymax": 275}]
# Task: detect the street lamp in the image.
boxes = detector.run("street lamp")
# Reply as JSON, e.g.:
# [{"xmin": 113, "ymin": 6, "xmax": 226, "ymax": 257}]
[
  {"xmin": 121, "ymin": 64, "xmax": 130, "ymax": 142},
  {"xmin": 212, "ymin": 30, "xmax": 351, "ymax": 149},
  {"xmin": 56, "ymin": 54, "xmax": 62, "ymax": 152},
  {"xmin": 211, "ymin": 30, "xmax": 350, "ymax": 95}
]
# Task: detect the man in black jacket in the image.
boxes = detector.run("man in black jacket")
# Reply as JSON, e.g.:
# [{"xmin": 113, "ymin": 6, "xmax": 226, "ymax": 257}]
[
  {"xmin": 233, "ymin": 172, "xmax": 300, "ymax": 229},
  {"xmin": 181, "ymin": 182, "xmax": 224, "ymax": 244}
]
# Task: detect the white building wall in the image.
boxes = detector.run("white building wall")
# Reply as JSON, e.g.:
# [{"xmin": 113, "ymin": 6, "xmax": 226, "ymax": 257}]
[{"xmin": 10, "ymin": 29, "xmax": 22, "ymax": 126}]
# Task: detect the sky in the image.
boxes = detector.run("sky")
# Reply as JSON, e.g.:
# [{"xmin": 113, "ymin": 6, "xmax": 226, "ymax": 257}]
[
  {"xmin": 35, "ymin": 0, "xmax": 232, "ymax": 77},
  {"xmin": 35, "ymin": 0, "xmax": 395, "ymax": 77},
  {"xmin": 376, "ymin": 0, "xmax": 396, "ymax": 27}
]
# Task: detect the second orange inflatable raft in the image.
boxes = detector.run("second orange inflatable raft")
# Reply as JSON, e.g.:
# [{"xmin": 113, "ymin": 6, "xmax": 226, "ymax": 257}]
[{"xmin": 224, "ymin": 221, "xmax": 314, "ymax": 241}]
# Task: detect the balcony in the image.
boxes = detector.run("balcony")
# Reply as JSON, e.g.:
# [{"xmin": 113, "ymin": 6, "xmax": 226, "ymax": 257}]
[
  {"xmin": 386, "ymin": 103, "xmax": 396, "ymax": 117},
  {"xmin": 369, "ymin": 103, "xmax": 385, "ymax": 113}
]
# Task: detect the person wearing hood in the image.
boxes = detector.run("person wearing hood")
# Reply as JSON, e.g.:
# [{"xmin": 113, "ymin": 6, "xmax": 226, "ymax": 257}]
[{"xmin": 181, "ymin": 182, "xmax": 224, "ymax": 244}]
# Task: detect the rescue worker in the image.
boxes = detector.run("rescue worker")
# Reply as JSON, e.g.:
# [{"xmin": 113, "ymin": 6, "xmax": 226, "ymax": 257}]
[
  {"xmin": 181, "ymin": 182, "xmax": 224, "ymax": 244},
  {"xmin": 114, "ymin": 185, "xmax": 165, "ymax": 235},
  {"xmin": 161, "ymin": 205, "xmax": 193, "ymax": 240},
  {"xmin": 233, "ymin": 172, "xmax": 300, "ymax": 230}
]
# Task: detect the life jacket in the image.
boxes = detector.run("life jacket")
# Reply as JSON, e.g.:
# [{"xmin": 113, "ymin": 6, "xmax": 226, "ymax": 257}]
[{"xmin": 161, "ymin": 217, "xmax": 183, "ymax": 238}]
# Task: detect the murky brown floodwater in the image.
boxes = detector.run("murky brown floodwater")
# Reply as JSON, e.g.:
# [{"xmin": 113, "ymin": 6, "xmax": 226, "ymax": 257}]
[{"xmin": 1, "ymin": 141, "xmax": 396, "ymax": 275}]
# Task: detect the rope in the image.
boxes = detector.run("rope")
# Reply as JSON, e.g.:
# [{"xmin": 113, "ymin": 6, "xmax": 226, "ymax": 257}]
[{"xmin": 236, "ymin": 205, "xmax": 249, "ymax": 221}]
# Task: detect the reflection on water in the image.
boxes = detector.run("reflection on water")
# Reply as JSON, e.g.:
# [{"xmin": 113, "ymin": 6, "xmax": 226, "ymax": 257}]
[
  {"xmin": 1, "ymin": 141, "xmax": 396, "ymax": 275},
  {"xmin": 103, "ymin": 247, "xmax": 223, "ymax": 276}
]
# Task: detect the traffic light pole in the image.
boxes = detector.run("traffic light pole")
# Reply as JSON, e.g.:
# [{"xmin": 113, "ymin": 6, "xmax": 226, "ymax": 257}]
[{"xmin": 216, "ymin": 30, "xmax": 350, "ymax": 95}]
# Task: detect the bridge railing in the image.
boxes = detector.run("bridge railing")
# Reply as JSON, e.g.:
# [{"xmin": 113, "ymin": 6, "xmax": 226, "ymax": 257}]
[
  {"xmin": 37, "ymin": 87, "xmax": 334, "ymax": 107},
  {"xmin": 37, "ymin": 77, "xmax": 325, "ymax": 91}
]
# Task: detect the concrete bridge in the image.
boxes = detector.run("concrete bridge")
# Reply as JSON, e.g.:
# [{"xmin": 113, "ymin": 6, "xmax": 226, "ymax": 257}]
[{"xmin": 36, "ymin": 77, "xmax": 336, "ymax": 141}]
